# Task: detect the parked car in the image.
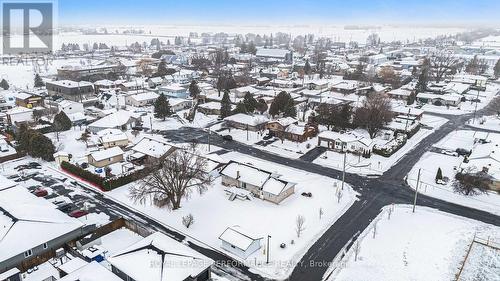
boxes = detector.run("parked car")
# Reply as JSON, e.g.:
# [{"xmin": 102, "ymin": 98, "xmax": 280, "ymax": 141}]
[
  {"xmin": 456, "ymin": 148, "xmax": 471, "ymax": 156},
  {"xmin": 57, "ymin": 203, "xmax": 75, "ymax": 213},
  {"xmin": 263, "ymin": 134, "xmax": 273, "ymax": 140},
  {"xmin": 301, "ymin": 192, "xmax": 313, "ymax": 198},
  {"xmin": 33, "ymin": 188, "xmax": 48, "ymax": 197},
  {"xmin": 442, "ymin": 150, "xmax": 458, "ymax": 157},
  {"xmin": 69, "ymin": 210, "xmax": 88, "ymax": 218},
  {"xmin": 222, "ymin": 135, "xmax": 233, "ymax": 141}
]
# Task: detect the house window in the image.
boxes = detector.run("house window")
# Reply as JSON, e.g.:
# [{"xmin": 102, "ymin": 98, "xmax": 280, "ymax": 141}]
[
  {"xmin": 241, "ymin": 182, "xmax": 247, "ymax": 189},
  {"xmin": 43, "ymin": 243, "xmax": 48, "ymax": 249},
  {"xmin": 24, "ymin": 249, "xmax": 33, "ymax": 258}
]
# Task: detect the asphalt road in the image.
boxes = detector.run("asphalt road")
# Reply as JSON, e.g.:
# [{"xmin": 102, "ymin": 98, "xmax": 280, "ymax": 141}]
[{"xmin": 159, "ymin": 108, "xmax": 500, "ymax": 281}]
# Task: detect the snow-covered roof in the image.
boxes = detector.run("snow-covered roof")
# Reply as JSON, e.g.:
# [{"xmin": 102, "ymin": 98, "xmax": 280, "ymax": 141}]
[
  {"xmin": 132, "ymin": 135, "xmax": 177, "ymax": 159},
  {"xmin": 417, "ymin": 92, "xmax": 462, "ymax": 102},
  {"xmin": 318, "ymin": 131, "xmax": 373, "ymax": 147},
  {"xmin": 285, "ymin": 124, "xmax": 306, "ymax": 135},
  {"xmin": 89, "ymin": 146, "xmax": 124, "ymax": 162},
  {"xmin": 219, "ymin": 226, "xmax": 262, "ymax": 251},
  {"xmin": 391, "ymin": 105, "xmax": 424, "ymax": 116},
  {"xmin": 47, "ymin": 80, "xmax": 93, "ymax": 88},
  {"xmin": 268, "ymin": 117, "xmax": 297, "ymax": 127},
  {"xmin": 59, "ymin": 261, "xmax": 122, "ymax": 281},
  {"xmin": 256, "ymin": 48, "xmax": 290, "ymax": 58},
  {"xmin": 224, "ymin": 113, "xmax": 268, "ymax": 126},
  {"xmin": 220, "ymin": 161, "xmax": 270, "ymax": 187},
  {"xmin": 0, "ymin": 183, "xmax": 83, "ymax": 263},
  {"xmin": 88, "ymin": 110, "xmax": 139, "ymax": 129},
  {"xmin": 99, "ymin": 131, "xmax": 128, "ymax": 144},
  {"xmin": 108, "ymin": 232, "xmax": 213, "ymax": 281},
  {"xmin": 129, "ymin": 91, "xmax": 159, "ymax": 102},
  {"xmin": 198, "ymin": 101, "xmax": 221, "ymax": 110},
  {"xmin": 388, "ymin": 88, "xmax": 412, "ymax": 97}
]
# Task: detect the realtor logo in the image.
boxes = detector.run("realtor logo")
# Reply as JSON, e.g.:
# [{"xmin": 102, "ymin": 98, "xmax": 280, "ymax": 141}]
[{"xmin": 2, "ymin": 1, "xmax": 54, "ymax": 54}]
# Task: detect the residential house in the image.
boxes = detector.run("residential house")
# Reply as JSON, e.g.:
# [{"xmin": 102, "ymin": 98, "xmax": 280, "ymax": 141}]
[
  {"xmin": 5, "ymin": 106, "xmax": 33, "ymax": 126},
  {"xmin": 0, "ymin": 179, "xmax": 84, "ymax": 274},
  {"xmin": 224, "ymin": 113, "xmax": 269, "ymax": 131},
  {"xmin": 87, "ymin": 110, "xmax": 141, "ymax": 133},
  {"xmin": 87, "ymin": 146, "xmax": 124, "ymax": 168},
  {"xmin": 157, "ymin": 84, "xmax": 188, "ymax": 99},
  {"xmin": 107, "ymin": 232, "xmax": 213, "ymax": 281},
  {"xmin": 219, "ymin": 226, "xmax": 263, "ymax": 259},
  {"xmin": 318, "ymin": 131, "xmax": 373, "ymax": 154},
  {"xmin": 97, "ymin": 129, "xmax": 129, "ymax": 148},
  {"xmin": 256, "ymin": 48, "xmax": 293, "ymax": 63},
  {"xmin": 125, "ymin": 92, "xmax": 159, "ymax": 107},
  {"xmin": 266, "ymin": 117, "xmax": 317, "ymax": 142},
  {"xmin": 220, "ymin": 160, "xmax": 296, "ymax": 204},
  {"xmin": 466, "ymin": 143, "xmax": 500, "ymax": 191},
  {"xmin": 197, "ymin": 101, "xmax": 223, "ymax": 115},
  {"xmin": 13, "ymin": 92, "xmax": 44, "ymax": 108},
  {"xmin": 416, "ymin": 92, "xmax": 462, "ymax": 106},
  {"xmin": 331, "ymin": 80, "xmax": 359, "ymax": 94},
  {"xmin": 129, "ymin": 135, "xmax": 177, "ymax": 164},
  {"xmin": 168, "ymin": 98, "xmax": 192, "ymax": 112}
]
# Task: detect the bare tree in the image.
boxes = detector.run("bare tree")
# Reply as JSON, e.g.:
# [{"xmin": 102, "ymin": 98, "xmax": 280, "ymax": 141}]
[
  {"xmin": 378, "ymin": 66, "xmax": 400, "ymax": 88},
  {"xmin": 129, "ymin": 149, "xmax": 213, "ymax": 210},
  {"xmin": 429, "ymin": 51, "xmax": 460, "ymax": 83},
  {"xmin": 453, "ymin": 167, "xmax": 491, "ymax": 196},
  {"xmin": 319, "ymin": 207, "xmax": 324, "ymax": 220},
  {"xmin": 182, "ymin": 214, "xmax": 195, "ymax": 228},
  {"xmin": 353, "ymin": 92, "xmax": 393, "ymax": 139},
  {"xmin": 295, "ymin": 215, "xmax": 306, "ymax": 238}
]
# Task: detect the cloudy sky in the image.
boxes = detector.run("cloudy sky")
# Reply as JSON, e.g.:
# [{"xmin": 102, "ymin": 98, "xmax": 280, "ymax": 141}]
[{"xmin": 57, "ymin": 0, "xmax": 500, "ymax": 26}]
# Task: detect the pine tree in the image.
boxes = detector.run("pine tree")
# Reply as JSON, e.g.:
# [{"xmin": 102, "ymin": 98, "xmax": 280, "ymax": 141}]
[
  {"xmin": 34, "ymin": 73, "xmax": 45, "ymax": 88},
  {"xmin": 435, "ymin": 167, "xmax": 443, "ymax": 183},
  {"xmin": 415, "ymin": 58, "xmax": 430, "ymax": 93},
  {"xmin": 242, "ymin": 92, "xmax": 257, "ymax": 113},
  {"xmin": 188, "ymin": 80, "xmax": 200, "ymax": 99},
  {"xmin": 494, "ymin": 59, "xmax": 500, "ymax": 79},
  {"xmin": 0, "ymin": 79, "xmax": 9, "ymax": 90},
  {"xmin": 220, "ymin": 90, "xmax": 232, "ymax": 118},
  {"xmin": 304, "ymin": 59, "xmax": 312, "ymax": 75},
  {"xmin": 283, "ymin": 100, "xmax": 297, "ymax": 118},
  {"xmin": 233, "ymin": 101, "xmax": 248, "ymax": 114},
  {"xmin": 154, "ymin": 94, "xmax": 172, "ymax": 120},
  {"xmin": 53, "ymin": 111, "xmax": 72, "ymax": 131},
  {"xmin": 29, "ymin": 133, "xmax": 55, "ymax": 161}
]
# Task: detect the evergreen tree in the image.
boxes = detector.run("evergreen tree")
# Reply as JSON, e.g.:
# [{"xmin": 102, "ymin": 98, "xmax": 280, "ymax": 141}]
[
  {"xmin": 248, "ymin": 41, "xmax": 257, "ymax": 55},
  {"xmin": 415, "ymin": 58, "xmax": 430, "ymax": 93},
  {"xmin": 34, "ymin": 73, "xmax": 45, "ymax": 87},
  {"xmin": 0, "ymin": 79, "xmax": 9, "ymax": 90},
  {"xmin": 283, "ymin": 99, "xmax": 297, "ymax": 118},
  {"xmin": 154, "ymin": 94, "xmax": 172, "ymax": 120},
  {"xmin": 242, "ymin": 92, "xmax": 258, "ymax": 113},
  {"xmin": 269, "ymin": 91, "xmax": 293, "ymax": 117},
  {"xmin": 53, "ymin": 111, "xmax": 72, "ymax": 131},
  {"xmin": 29, "ymin": 133, "xmax": 56, "ymax": 161},
  {"xmin": 255, "ymin": 98, "xmax": 268, "ymax": 114},
  {"xmin": 494, "ymin": 58, "xmax": 500, "ymax": 79},
  {"xmin": 304, "ymin": 59, "xmax": 312, "ymax": 75},
  {"xmin": 233, "ymin": 101, "xmax": 248, "ymax": 114},
  {"xmin": 188, "ymin": 80, "xmax": 201, "ymax": 99},
  {"xmin": 435, "ymin": 167, "xmax": 443, "ymax": 183},
  {"xmin": 220, "ymin": 90, "xmax": 232, "ymax": 118}
]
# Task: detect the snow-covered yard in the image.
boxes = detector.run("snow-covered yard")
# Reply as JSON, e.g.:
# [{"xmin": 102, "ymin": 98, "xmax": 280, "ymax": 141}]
[
  {"xmin": 108, "ymin": 151, "xmax": 357, "ymax": 279},
  {"xmin": 407, "ymin": 152, "xmax": 500, "ymax": 215},
  {"xmin": 327, "ymin": 205, "xmax": 500, "ymax": 281},
  {"xmin": 467, "ymin": 115, "xmax": 500, "ymax": 133},
  {"xmin": 314, "ymin": 115, "xmax": 448, "ymax": 176},
  {"xmin": 258, "ymin": 136, "xmax": 318, "ymax": 159}
]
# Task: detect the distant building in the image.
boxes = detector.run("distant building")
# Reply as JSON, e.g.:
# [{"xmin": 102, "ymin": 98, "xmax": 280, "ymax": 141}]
[
  {"xmin": 125, "ymin": 92, "xmax": 159, "ymax": 107},
  {"xmin": 46, "ymin": 80, "xmax": 94, "ymax": 102},
  {"xmin": 219, "ymin": 226, "xmax": 263, "ymax": 259},
  {"xmin": 57, "ymin": 64, "xmax": 124, "ymax": 80},
  {"xmin": 256, "ymin": 48, "xmax": 293, "ymax": 63},
  {"xmin": 13, "ymin": 92, "xmax": 44, "ymax": 108}
]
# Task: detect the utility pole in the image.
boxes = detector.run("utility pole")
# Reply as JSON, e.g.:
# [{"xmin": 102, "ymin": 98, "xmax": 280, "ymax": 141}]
[
  {"xmin": 341, "ymin": 152, "xmax": 346, "ymax": 190},
  {"xmin": 472, "ymin": 88, "xmax": 480, "ymax": 124},
  {"xmin": 266, "ymin": 235, "xmax": 271, "ymax": 264},
  {"xmin": 404, "ymin": 107, "xmax": 411, "ymax": 132},
  {"xmin": 149, "ymin": 116, "xmax": 153, "ymax": 132},
  {"xmin": 412, "ymin": 168, "xmax": 421, "ymax": 213},
  {"xmin": 246, "ymin": 124, "xmax": 249, "ymax": 141},
  {"xmin": 208, "ymin": 127, "xmax": 211, "ymax": 152}
]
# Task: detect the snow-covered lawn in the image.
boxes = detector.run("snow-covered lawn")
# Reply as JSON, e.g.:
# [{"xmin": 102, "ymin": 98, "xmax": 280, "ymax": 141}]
[
  {"xmin": 314, "ymin": 115, "xmax": 447, "ymax": 176},
  {"xmin": 211, "ymin": 126, "xmax": 266, "ymax": 145},
  {"xmin": 108, "ymin": 151, "xmax": 357, "ymax": 279},
  {"xmin": 467, "ymin": 115, "xmax": 500, "ymax": 133},
  {"xmin": 327, "ymin": 205, "xmax": 500, "ymax": 281},
  {"xmin": 99, "ymin": 228, "xmax": 143, "ymax": 257},
  {"xmin": 258, "ymin": 137, "xmax": 318, "ymax": 159},
  {"xmin": 407, "ymin": 152, "xmax": 500, "ymax": 215},
  {"xmin": 433, "ymin": 130, "xmax": 476, "ymax": 151}
]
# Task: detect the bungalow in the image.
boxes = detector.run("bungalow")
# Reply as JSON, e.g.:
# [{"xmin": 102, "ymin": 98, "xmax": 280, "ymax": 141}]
[
  {"xmin": 157, "ymin": 84, "xmax": 188, "ymax": 99},
  {"xmin": 233, "ymin": 86, "xmax": 260, "ymax": 98},
  {"xmin": 452, "ymin": 74, "xmax": 487, "ymax": 90},
  {"xmin": 108, "ymin": 232, "xmax": 213, "ymax": 281},
  {"xmin": 416, "ymin": 92, "xmax": 462, "ymax": 106},
  {"xmin": 5, "ymin": 106, "xmax": 33, "ymax": 126},
  {"xmin": 331, "ymin": 80, "xmax": 359, "ymax": 94},
  {"xmin": 87, "ymin": 146, "xmax": 124, "ymax": 168},
  {"xmin": 87, "ymin": 110, "xmax": 141, "ymax": 133},
  {"xmin": 147, "ymin": 76, "xmax": 164, "ymax": 88},
  {"xmin": 197, "ymin": 101, "xmax": 223, "ymax": 115},
  {"xmin": 466, "ymin": 143, "xmax": 500, "ymax": 191},
  {"xmin": 58, "ymin": 100, "xmax": 84, "ymax": 115},
  {"xmin": 219, "ymin": 226, "xmax": 263, "ymax": 259},
  {"xmin": 168, "ymin": 98, "xmax": 192, "ymax": 112},
  {"xmin": 391, "ymin": 106, "xmax": 424, "ymax": 120},
  {"xmin": 308, "ymin": 80, "xmax": 329, "ymax": 91},
  {"xmin": 318, "ymin": 131, "xmax": 373, "ymax": 154},
  {"xmin": 0, "ymin": 180, "xmax": 84, "ymax": 274},
  {"xmin": 125, "ymin": 91, "xmax": 159, "ymax": 107},
  {"xmin": 129, "ymin": 135, "xmax": 177, "ymax": 164},
  {"xmin": 224, "ymin": 113, "xmax": 269, "ymax": 131},
  {"xmin": 220, "ymin": 160, "xmax": 296, "ymax": 204},
  {"xmin": 387, "ymin": 88, "xmax": 413, "ymax": 101},
  {"xmin": 266, "ymin": 117, "xmax": 317, "ymax": 142},
  {"xmin": 97, "ymin": 129, "xmax": 129, "ymax": 148}
]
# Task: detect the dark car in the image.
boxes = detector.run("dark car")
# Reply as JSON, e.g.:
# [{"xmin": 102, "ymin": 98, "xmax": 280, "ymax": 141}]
[
  {"xmin": 263, "ymin": 134, "xmax": 273, "ymax": 140},
  {"xmin": 301, "ymin": 192, "xmax": 313, "ymax": 198},
  {"xmin": 57, "ymin": 203, "xmax": 75, "ymax": 213},
  {"xmin": 222, "ymin": 135, "xmax": 233, "ymax": 141},
  {"xmin": 69, "ymin": 210, "xmax": 88, "ymax": 218},
  {"xmin": 28, "ymin": 162, "xmax": 42, "ymax": 169},
  {"xmin": 456, "ymin": 148, "xmax": 471, "ymax": 157}
]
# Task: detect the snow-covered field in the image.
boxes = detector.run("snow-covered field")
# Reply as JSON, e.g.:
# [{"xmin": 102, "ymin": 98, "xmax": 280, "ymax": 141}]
[
  {"xmin": 314, "ymin": 115, "xmax": 448, "ymax": 176},
  {"xmin": 259, "ymin": 137, "xmax": 318, "ymax": 159},
  {"xmin": 108, "ymin": 151, "xmax": 357, "ymax": 279},
  {"xmin": 327, "ymin": 205, "xmax": 500, "ymax": 281}
]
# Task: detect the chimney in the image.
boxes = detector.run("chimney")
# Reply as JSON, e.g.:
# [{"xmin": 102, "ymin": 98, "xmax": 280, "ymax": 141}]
[{"xmin": 236, "ymin": 170, "xmax": 240, "ymax": 179}]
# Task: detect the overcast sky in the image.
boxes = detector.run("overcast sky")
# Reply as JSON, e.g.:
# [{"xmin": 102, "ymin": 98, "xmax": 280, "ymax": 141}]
[{"xmin": 58, "ymin": 0, "xmax": 500, "ymax": 26}]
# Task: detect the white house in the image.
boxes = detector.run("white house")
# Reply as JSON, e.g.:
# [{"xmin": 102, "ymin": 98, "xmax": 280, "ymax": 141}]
[
  {"xmin": 157, "ymin": 84, "xmax": 188, "ymax": 98},
  {"xmin": 318, "ymin": 131, "xmax": 373, "ymax": 154},
  {"xmin": 168, "ymin": 98, "xmax": 192, "ymax": 112},
  {"xmin": 87, "ymin": 110, "xmax": 141, "ymax": 133},
  {"xmin": 58, "ymin": 100, "xmax": 84, "ymax": 115},
  {"xmin": 125, "ymin": 91, "xmax": 159, "ymax": 107},
  {"xmin": 219, "ymin": 226, "xmax": 263, "ymax": 259},
  {"xmin": 5, "ymin": 106, "xmax": 33, "ymax": 125}
]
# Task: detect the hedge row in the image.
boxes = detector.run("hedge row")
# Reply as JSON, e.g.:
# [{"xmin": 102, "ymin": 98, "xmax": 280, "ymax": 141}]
[{"xmin": 60, "ymin": 161, "xmax": 151, "ymax": 191}]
